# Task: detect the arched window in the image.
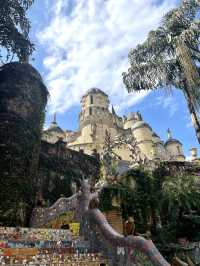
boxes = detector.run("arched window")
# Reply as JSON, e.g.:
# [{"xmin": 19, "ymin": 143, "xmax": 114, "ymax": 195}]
[
  {"xmin": 90, "ymin": 95, "xmax": 93, "ymax": 104},
  {"xmin": 89, "ymin": 107, "xmax": 92, "ymax": 115}
]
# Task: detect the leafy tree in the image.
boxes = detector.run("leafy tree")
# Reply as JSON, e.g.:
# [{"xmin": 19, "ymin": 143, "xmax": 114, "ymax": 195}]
[
  {"xmin": 121, "ymin": 168, "xmax": 163, "ymax": 230},
  {"xmin": 162, "ymin": 173, "xmax": 200, "ymax": 213},
  {"xmin": 117, "ymin": 165, "xmax": 200, "ymax": 243},
  {"xmin": 0, "ymin": 0, "xmax": 34, "ymax": 63},
  {"xmin": 123, "ymin": 0, "xmax": 200, "ymax": 143}
]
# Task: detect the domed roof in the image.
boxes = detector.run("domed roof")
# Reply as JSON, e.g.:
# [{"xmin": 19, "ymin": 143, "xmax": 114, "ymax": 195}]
[
  {"xmin": 152, "ymin": 132, "xmax": 164, "ymax": 145},
  {"xmin": 152, "ymin": 132, "xmax": 159, "ymax": 138},
  {"xmin": 165, "ymin": 138, "xmax": 182, "ymax": 146},
  {"xmin": 45, "ymin": 122, "xmax": 64, "ymax": 134},
  {"xmin": 165, "ymin": 128, "xmax": 182, "ymax": 146},
  {"xmin": 132, "ymin": 120, "xmax": 152, "ymax": 131}
]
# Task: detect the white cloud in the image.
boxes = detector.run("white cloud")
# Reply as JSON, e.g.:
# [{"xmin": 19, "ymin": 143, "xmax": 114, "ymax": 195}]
[
  {"xmin": 38, "ymin": 0, "xmax": 177, "ymax": 114},
  {"xmin": 155, "ymin": 95, "xmax": 179, "ymax": 117}
]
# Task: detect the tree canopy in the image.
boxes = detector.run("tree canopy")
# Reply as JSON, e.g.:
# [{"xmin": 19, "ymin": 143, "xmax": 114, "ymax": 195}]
[
  {"xmin": 123, "ymin": 0, "xmax": 200, "ymax": 94},
  {"xmin": 122, "ymin": 0, "xmax": 200, "ymax": 141},
  {"xmin": 0, "ymin": 0, "xmax": 34, "ymax": 63}
]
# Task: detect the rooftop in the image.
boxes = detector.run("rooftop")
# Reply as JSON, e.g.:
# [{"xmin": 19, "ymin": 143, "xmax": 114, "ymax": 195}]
[{"xmin": 82, "ymin": 88, "xmax": 108, "ymax": 99}]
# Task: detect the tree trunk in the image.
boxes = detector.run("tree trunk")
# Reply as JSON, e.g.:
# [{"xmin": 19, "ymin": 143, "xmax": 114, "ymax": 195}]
[
  {"xmin": 176, "ymin": 39, "xmax": 200, "ymax": 144},
  {"xmin": 184, "ymin": 85, "xmax": 200, "ymax": 144}
]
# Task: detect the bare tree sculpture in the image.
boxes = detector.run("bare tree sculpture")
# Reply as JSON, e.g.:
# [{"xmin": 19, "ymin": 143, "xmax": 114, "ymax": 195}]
[
  {"xmin": 116, "ymin": 134, "xmax": 149, "ymax": 167},
  {"xmin": 102, "ymin": 130, "xmax": 149, "ymax": 172}
]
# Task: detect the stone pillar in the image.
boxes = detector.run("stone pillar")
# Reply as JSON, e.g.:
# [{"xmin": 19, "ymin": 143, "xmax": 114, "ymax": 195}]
[{"xmin": 0, "ymin": 62, "xmax": 48, "ymax": 226}]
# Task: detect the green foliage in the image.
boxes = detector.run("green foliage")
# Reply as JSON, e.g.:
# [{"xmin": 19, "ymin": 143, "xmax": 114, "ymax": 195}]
[
  {"xmin": 121, "ymin": 168, "xmax": 163, "ymax": 229},
  {"xmin": 99, "ymin": 164, "xmax": 200, "ymax": 245},
  {"xmin": 99, "ymin": 183, "xmax": 126, "ymax": 212},
  {"xmin": 162, "ymin": 174, "xmax": 200, "ymax": 212},
  {"xmin": 45, "ymin": 175, "xmax": 72, "ymax": 204},
  {"xmin": 39, "ymin": 157, "xmax": 80, "ymax": 205},
  {"xmin": 0, "ymin": 0, "xmax": 34, "ymax": 62},
  {"xmin": 0, "ymin": 63, "xmax": 48, "ymax": 226}
]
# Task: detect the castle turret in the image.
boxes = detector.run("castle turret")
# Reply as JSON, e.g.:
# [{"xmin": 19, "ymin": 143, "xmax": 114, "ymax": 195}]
[
  {"xmin": 152, "ymin": 133, "xmax": 165, "ymax": 159},
  {"xmin": 131, "ymin": 112, "xmax": 155, "ymax": 159},
  {"xmin": 42, "ymin": 113, "xmax": 66, "ymax": 143},
  {"xmin": 80, "ymin": 88, "xmax": 110, "ymax": 129},
  {"xmin": 164, "ymin": 129, "xmax": 185, "ymax": 161},
  {"xmin": 71, "ymin": 88, "xmax": 118, "ymax": 152},
  {"xmin": 190, "ymin": 147, "xmax": 198, "ymax": 161},
  {"xmin": 124, "ymin": 112, "xmax": 136, "ymax": 129}
]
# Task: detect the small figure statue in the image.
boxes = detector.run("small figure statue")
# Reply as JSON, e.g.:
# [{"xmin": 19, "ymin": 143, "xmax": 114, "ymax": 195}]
[{"xmin": 124, "ymin": 216, "xmax": 135, "ymax": 236}]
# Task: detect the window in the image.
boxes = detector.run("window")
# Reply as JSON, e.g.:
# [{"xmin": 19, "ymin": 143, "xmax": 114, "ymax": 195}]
[
  {"xmin": 90, "ymin": 95, "xmax": 93, "ymax": 104},
  {"xmin": 89, "ymin": 107, "xmax": 92, "ymax": 115},
  {"xmin": 177, "ymin": 145, "xmax": 181, "ymax": 154}
]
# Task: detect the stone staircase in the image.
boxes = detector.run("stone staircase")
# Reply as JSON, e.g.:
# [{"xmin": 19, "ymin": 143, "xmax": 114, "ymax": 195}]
[
  {"xmin": 30, "ymin": 194, "xmax": 78, "ymax": 228},
  {"xmin": 103, "ymin": 210, "xmax": 123, "ymax": 234},
  {"xmin": 0, "ymin": 227, "xmax": 108, "ymax": 265}
]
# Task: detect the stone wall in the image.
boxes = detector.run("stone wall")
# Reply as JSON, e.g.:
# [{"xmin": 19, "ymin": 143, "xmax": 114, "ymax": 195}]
[
  {"xmin": 0, "ymin": 63, "xmax": 48, "ymax": 226},
  {"xmin": 37, "ymin": 140, "xmax": 100, "ymax": 205}
]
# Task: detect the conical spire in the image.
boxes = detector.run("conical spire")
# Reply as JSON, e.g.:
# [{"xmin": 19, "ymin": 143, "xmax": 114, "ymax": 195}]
[
  {"xmin": 112, "ymin": 105, "xmax": 116, "ymax": 116},
  {"xmin": 136, "ymin": 111, "xmax": 142, "ymax": 121}
]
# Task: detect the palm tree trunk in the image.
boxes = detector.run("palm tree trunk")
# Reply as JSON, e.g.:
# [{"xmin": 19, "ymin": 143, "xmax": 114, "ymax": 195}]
[
  {"xmin": 183, "ymin": 85, "xmax": 200, "ymax": 144},
  {"xmin": 176, "ymin": 39, "xmax": 200, "ymax": 144}
]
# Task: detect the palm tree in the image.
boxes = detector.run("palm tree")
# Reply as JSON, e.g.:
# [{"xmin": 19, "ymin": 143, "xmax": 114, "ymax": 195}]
[{"xmin": 123, "ymin": 0, "xmax": 200, "ymax": 143}]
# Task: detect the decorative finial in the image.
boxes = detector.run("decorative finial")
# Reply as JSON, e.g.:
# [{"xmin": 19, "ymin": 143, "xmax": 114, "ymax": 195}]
[
  {"xmin": 167, "ymin": 128, "xmax": 172, "ymax": 139},
  {"xmin": 53, "ymin": 113, "xmax": 57, "ymax": 124}
]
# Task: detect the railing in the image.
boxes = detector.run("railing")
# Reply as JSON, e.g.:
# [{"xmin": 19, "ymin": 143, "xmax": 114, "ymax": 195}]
[{"xmin": 30, "ymin": 194, "xmax": 78, "ymax": 227}]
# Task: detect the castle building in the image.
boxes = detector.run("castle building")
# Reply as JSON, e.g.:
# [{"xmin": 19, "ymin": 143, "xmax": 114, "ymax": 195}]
[{"xmin": 42, "ymin": 88, "xmax": 185, "ymax": 163}]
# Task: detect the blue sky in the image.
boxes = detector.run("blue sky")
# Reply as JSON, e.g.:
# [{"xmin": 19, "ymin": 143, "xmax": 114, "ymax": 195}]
[{"xmin": 28, "ymin": 0, "xmax": 198, "ymax": 157}]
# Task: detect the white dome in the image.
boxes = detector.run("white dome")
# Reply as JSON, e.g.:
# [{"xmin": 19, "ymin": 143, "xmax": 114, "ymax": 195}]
[
  {"xmin": 132, "ymin": 120, "xmax": 152, "ymax": 131},
  {"xmin": 165, "ymin": 138, "xmax": 182, "ymax": 146}
]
